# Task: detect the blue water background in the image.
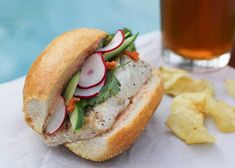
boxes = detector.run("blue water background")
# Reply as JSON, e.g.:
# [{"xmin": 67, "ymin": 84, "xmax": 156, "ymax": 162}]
[{"xmin": 0, "ymin": 0, "xmax": 160, "ymax": 83}]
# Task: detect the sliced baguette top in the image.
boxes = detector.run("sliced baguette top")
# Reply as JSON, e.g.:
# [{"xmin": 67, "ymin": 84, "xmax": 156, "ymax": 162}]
[
  {"xmin": 23, "ymin": 28, "xmax": 107, "ymax": 134},
  {"xmin": 65, "ymin": 69, "xmax": 163, "ymax": 161}
]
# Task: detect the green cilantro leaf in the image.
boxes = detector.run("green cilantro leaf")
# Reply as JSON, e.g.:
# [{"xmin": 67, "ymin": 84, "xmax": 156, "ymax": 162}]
[
  {"xmin": 123, "ymin": 27, "xmax": 132, "ymax": 38},
  {"xmin": 114, "ymin": 61, "xmax": 131, "ymax": 70},
  {"xmin": 86, "ymin": 71, "xmax": 121, "ymax": 106}
]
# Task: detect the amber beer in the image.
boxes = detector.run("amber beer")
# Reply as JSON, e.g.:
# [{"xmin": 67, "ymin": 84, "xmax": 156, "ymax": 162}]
[{"xmin": 161, "ymin": 0, "xmax": 235, "ymax": 60}]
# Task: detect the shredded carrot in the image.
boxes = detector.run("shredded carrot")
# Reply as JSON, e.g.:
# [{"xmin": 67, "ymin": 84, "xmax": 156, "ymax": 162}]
[
  {"xmin": 123, "ymin": 51, "xmax": 139, "ymax": 61},
  {"xmin": 105, "ymin": 61, "xmax": 117, "ymax": 70},
  {"xmin": 67, "ymin": 97, "xmax": 80, "ymax": 112}
]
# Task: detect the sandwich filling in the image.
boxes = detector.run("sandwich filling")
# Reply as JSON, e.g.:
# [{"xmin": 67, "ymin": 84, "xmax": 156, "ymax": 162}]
[
  {"xmin": 44, "ymin": 56, "xmax": 152, "ymax": 146},
  {"xmin": 43, "ymin": 28, "xmax": 152, "ymax": 146}
]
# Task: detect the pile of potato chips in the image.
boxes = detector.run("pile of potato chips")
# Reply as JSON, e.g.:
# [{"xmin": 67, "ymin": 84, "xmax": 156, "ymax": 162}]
[
  {"xmin": 159, "ymin": 67, "xmax": 214, "ymax": 96},
  {"xmin": 160, "ymin": 67, "xmax": 235, "ymax": 144}
]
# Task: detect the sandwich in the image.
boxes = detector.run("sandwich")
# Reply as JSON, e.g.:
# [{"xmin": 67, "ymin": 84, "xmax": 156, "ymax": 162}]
[{"xmin": 23, "ymin": 28, "xmax": 163, "ymax": 161}]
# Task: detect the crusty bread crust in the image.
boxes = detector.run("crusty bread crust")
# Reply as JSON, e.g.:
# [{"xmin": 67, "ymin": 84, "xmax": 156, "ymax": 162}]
[
  {"xmin": 65, "ymin": 69, "xmax": 163, "ymax": 161},
  {"xmin": 23, "ymin": 28, "xmax": 107, "ymax": 134}
]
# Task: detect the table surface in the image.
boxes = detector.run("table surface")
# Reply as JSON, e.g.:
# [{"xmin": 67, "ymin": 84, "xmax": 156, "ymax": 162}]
[{"xmin": 1, "ymin": 32, "xmax": 235, "ymax": 168}]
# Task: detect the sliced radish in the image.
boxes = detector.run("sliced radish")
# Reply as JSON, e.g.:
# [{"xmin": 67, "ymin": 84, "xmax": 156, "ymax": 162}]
[
  {"xmin": 78, "ymin": 52, "xmax": 106, "ymax": 89},
  {"xmin": 75, "ymin": 79, "xmax": 105, "ymax": 98},
  {"xmin": 46, "ymin": 97, "xmax": 66, "ymax": 134},
  {"xmin": 96, "ymin": 29, "xmax": 124, "ymax": 53}
]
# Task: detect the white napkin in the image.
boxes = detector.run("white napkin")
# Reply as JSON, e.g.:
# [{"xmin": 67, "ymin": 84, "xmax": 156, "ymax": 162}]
[{"xmin": 1, "ymin": 32, "xmax": 235, "ymax": 168}]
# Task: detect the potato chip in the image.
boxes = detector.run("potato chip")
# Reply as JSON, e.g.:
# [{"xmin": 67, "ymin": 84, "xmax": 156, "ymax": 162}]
[
  {"xmin": 169, "ymin": 79, "xmax": 214, "ymax": 97},
  {"xmin": 159, "ymin": 67, "xmax": 214, "ymax": 96},
  {"xmin": 166, "ymin": 93, "xmax": 216, "ymax": 144},
  {"xmin": 225, "ymin": 80, "xmax": 235, "ymax": 99},
  {"xmin": 178, "ymin": 92, "xmax": 209, "ymax": 113},
  {"xmin": 204, "ymin": 96, "xmax": 235, "ymax": 133},
  {"xmin": 159, "ymin": 66, "xmax": 188, "ymax": 92}
]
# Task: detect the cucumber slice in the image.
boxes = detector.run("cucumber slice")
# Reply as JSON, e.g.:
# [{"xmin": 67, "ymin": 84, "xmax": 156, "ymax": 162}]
[
  {"xmin": 63, "ymin": 71, "xmax": 81, "ymax": 104},
  {"xmin": 63, "ymin": 71, "xmax": 84, "ymax": 130},
  {"xmin": 104, "ymin": 33, "xmax": 139, "ymax": 61},
  {"xmin": 69, "ymin": 102, "xmax": 84, "ymax": 130},
  {"xmin": 126, "ymin": 43, "xmax": 136, "ymax": 52}
]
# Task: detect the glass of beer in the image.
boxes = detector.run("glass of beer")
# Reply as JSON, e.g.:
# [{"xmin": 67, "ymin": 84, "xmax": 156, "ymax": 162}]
[{"xmin": 161, "ymin": 0, "xmax": 235, "ymax": 70}]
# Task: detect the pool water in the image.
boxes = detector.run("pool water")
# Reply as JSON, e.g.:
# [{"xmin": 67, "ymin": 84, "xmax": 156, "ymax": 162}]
[{"xmin": 0, "ymin": 0, "xmax": 160, "ymax": 83}]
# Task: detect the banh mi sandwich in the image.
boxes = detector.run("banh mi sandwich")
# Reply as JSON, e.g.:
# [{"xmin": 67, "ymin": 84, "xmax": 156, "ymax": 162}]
[{"xmin": 23, "ymin": 28, "xmax": 163, "ymax": 161}]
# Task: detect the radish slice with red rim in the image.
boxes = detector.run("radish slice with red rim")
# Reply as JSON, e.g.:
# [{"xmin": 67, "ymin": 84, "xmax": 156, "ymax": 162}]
[
  {"xmin": 75, "ymin": 79, "xmax": 105, "ymax": 98},
  {"xmin": 46, "ymin": 96, "xmax": 66, "ymax": 135},
  {"xmin": 78, "ymin": 52, "xmax": 106, "ymax": 89},
  {"xmin": 96, "ymin": 29, "xmax": 124, "ymax": 53}
]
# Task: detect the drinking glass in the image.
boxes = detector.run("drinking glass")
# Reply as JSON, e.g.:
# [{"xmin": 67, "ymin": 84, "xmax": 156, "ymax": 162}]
[{"xmin": 161, "ymin": 0, "xmax": 235, "ymax": 70}]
